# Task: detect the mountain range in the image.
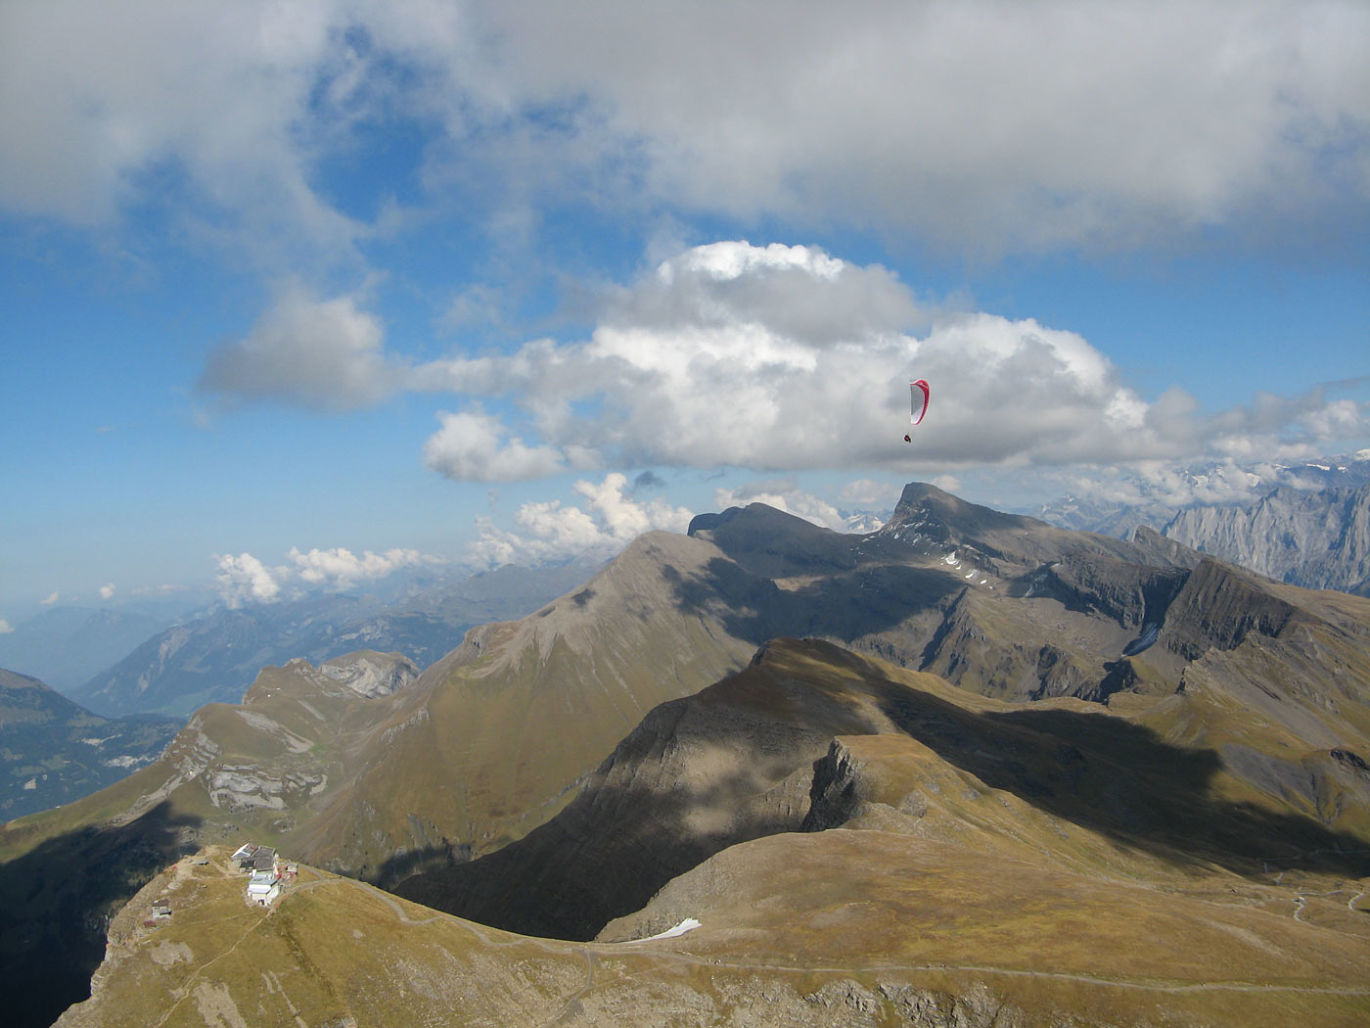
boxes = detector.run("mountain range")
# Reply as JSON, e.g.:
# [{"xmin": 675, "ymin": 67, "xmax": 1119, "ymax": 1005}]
[
  {"xmin": 4, "ymin": 483, "xmax": 1370, "ymax": 1027},
  {"xmin": 1164, "ymin": 481, "xmax": 1370, "ymax": 596},
  {"xmin": 1034, "ymin": 452, "xmax": 1370, "ymax": 536},
  {"xmin": 0, "ymin": 669, "xmax": 180, "ymax": 821},
  {"xmin": 0, "ymin": 605, "xmax": 179, "ymax": 694},
  {"xmin": 65, "ymin": 563, "xmax": 593, "ymax": 718},
  {"xmin": 1034, "ymin": 453, "xmax": 1370, "ymax": 597}
]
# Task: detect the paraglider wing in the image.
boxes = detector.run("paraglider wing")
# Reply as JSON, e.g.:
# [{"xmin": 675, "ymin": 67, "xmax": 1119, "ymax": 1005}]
[{"xmin": 909, "ymin": 379, "xmax": 930, "ymax": 427}]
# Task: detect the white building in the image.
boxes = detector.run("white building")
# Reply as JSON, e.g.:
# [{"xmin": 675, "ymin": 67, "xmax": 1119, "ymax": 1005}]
[{"xmin": 247, "ymin": 869, "xmax": 281, "ymax": 906}]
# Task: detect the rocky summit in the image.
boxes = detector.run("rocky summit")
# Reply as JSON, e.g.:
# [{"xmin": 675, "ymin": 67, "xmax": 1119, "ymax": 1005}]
[{"xmin": 4, "ymin": 483, "xmax": 1370, "ymax": 1027}]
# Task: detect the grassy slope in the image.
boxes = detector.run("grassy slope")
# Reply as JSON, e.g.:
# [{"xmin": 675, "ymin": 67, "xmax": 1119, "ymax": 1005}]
[
  {"xmin": 292, "ymin": 530, "xmax": 759, "ymax": 876},
  {"xmin": 585, "ymin": 642, "xmax": 1370, "ymax": 1026},
  {"xmin": 57, "ymin": 734, "xmax": 1370, "ymax": 1028}
]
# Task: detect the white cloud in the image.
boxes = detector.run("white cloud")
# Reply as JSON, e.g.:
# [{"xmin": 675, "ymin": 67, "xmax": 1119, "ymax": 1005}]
[
  {"xmin": 5, "ymin": 1, "xmax": 1365, "ymax": 266},
  {"xmin": 199, "ymin": 287, "xmax": 403, "ymax": 410},
  {"xmin": 839, "ymin": 478, "xmax": 908, "ymax": 518},
  {"xmin": 215, "ymin": 553, "xmax": 287, "ymax": 607},
  {"xmin": 288, "ymin": 546, "xmax": 432, "ymax": 589},
  {"xmin": 930, "ymin": 475, "xmax": 964, "ymax": 497},
  {"xmin": 41, "ymin": 592, "xmax": 59, "ymax": 606},
  {"xmin": 0, "ymin": 0, "xmax": 361, "ymax": 265},
  {"xmin": 214, "ymin": 545, "xmax": 437, "ymax": 606},
  {"xmin": 1019, "ymin": 452, "xmax": 1354, "ymax": 516},
  {"xmin": 407, "ymin": 0, "xmax": 1370, "ymax": 254},
  {"xmin": 423, "ymin": 410, "xmax": 567, "ymax": 482},
  {"xmin": 99, "ymin": 583, "xmax": 116, "ymax": 600},
  {"xmin": 468, "ymin": 472, "xmax": 693, "ymax": 567},
  {"xmin": 415, "ymin": 241, "xmax": 1368, "ymax": 480},
  {"xmin": 0, "ymin": 618, "xmax": 12, "ymax": 634}
]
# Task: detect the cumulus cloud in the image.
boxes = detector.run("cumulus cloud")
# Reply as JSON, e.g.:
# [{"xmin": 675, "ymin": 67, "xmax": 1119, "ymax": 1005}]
[
  {"xmin": 199, "ymin": 288, "xmax": 404, "ymax": 410},
  {"xmin": 288, "ymin": 546, "xmax": 432, "ymax": 590},
  {"xmin": 471, "ymin": 0, "xmax": 1370, "ymax": 252},
  {"xmin": 5, "ymin": 1, "xmax": 1365, "ymax": 264},
  {"xmin": 423, "ymin": 410, "xmax": 567, "ymax": 481},
  {"xmin": 0, "ymin": 0, "xmax": 362, "ymax": 264},
  {"xmin": 468, "ymin": 472, "xmax": 694, "ymax": 567},
  {"xmin": 41, "ymin": 592, "xmax": 60, "ymax": 606},
  {"xmin": 215, "ymin": 552, "xmax": 287, "ymax": 607},
  {"xmin": 0, "ymin": 618, "xmax": 13, "ymax": 634},
  {"xmin": 1028, "ymin": 457, "xmax": 1301, "ymax": 519},
  {"xmin": 214, "ymin": 546, "xmax": 434, "ymax": 606},
  {"xmin": 840, "ymin": 478, "xmax": 904, "ymax": 511},
  {"xmin": 415, "ymin": 241, "xmax": 1367, "ymax": 480},
  {"xmin": 99, "ymin": 583, "xmax": 116, "ymax": 600}
]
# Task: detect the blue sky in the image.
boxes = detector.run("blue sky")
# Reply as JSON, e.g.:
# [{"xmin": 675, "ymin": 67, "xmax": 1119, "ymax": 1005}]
[{"xmin": 2, "ymin": 0, "xmax": 1368, "ymax": 620}]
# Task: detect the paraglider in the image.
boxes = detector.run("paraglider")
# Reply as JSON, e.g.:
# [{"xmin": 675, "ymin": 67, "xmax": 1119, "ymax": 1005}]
[{"xmin": 904, "ymin": 378, "xmax": 929, "ymax": 442}]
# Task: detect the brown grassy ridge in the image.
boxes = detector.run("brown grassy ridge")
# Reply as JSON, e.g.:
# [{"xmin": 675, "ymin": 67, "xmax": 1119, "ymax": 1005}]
[{"xmin": 57, "ymin": 818, "xmax": 1370, "ymax": 1027}]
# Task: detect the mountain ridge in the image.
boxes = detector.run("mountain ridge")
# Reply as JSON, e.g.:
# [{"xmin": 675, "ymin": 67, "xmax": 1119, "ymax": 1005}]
[
  {"xmin": 67, "ymin": 563, "xmax": 594, "ymax": 717},
  {"xmin": 5, "ymin": 482, "xmax": 1370, "ymax": 1026},
  {"xmin": 55, "ymin": 636, "xmax": 1370, "ymax": 1027}
]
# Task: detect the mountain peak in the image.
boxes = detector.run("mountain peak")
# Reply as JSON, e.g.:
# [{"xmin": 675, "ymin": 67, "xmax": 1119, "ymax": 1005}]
[
  {"xmin": 887, "ymin": 481, "xmax": 1040, "ymax": 536},
  {"xmin": 687, "ymin": 502, "xmax": 833, "ymax": 540}
]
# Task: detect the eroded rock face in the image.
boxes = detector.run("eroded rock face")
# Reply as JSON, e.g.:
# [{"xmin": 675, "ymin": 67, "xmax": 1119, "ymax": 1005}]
[
  {"xmin": 1165, "ymin": 483, "xmax": 1370, "ymax": 596},
  {"xmin": 317, "ymin": 651, "xmax": 419, "ymax": 698},
  {"xmin": 204, "ymin": 765, "xmax": 327, "ymax": 812}
]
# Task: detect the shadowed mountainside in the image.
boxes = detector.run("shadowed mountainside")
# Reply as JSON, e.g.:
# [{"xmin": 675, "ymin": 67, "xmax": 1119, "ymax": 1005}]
[
  {"xmin": 0, "ymin": 802, "xmax": 203, "ymax": 1028},
  {"xmin": 397, "ymin": 637, "xmax": 1370, "ymax": 941}
]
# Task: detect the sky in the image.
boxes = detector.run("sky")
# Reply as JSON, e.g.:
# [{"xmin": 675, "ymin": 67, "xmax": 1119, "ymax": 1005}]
[{"xmin": 2, "ymin": 0, "xmax": 1369, "ymax": 620}]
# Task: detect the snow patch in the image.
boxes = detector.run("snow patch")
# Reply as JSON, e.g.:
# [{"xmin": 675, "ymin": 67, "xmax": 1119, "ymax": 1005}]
[{"xmin": 632, "ymin": 918, "xmax": 701, "ymax": 942}]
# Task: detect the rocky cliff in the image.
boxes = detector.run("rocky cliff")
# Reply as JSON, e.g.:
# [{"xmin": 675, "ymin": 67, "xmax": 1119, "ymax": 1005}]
[{"xmin": 1164, "ymin": 483, "xmax": 1370, "ymax": 595}]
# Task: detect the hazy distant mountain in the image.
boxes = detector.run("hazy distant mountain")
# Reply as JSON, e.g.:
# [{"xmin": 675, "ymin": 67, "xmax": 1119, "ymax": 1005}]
[
  {"xmin": 0, "ymin": 606, "xmax": 173, "ymax": 692},
  {"xmin": 69, "ymin": 564, "xmax": 594, "ymax": 717},
  {"xmin": 1163, "ymin": 482, "xmax": 1370, "ymax": 596},
  {"xmin": 8, "ymin": 483, "xmax": 1370, "ymax": 1027},
  {"xmin": 841, "ymin": 509, "xmax": 885, "ymax": 533},
  {"xmin": 0, "ymin": 668, "xmax": 179, "ymax": 820},
  {"xmin": 1035, "ymin": 452, "xmax": 1370, "ymax": 536}
]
